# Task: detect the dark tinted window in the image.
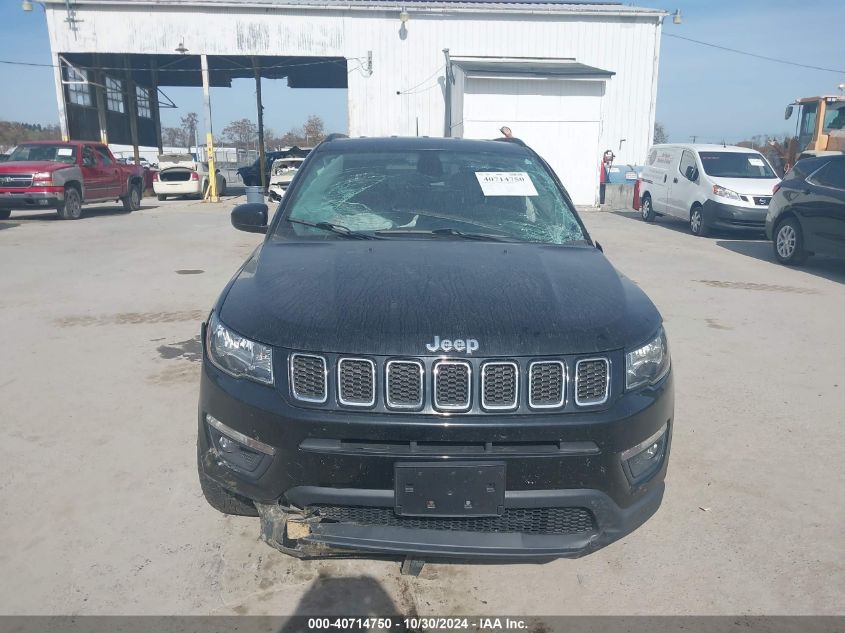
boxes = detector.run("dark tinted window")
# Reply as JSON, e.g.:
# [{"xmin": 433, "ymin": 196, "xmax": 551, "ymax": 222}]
[
  {"xmin": 678, "ymin": 150, "xmax": 697, "ymax": 180},
  {"xmin": 95, "ymin": 147, "xmax": 113, "ymax": 166},
  {"xmin": 698, "ymin": 152, "xmax": 776, "ymax": 178},
  {"xmin": 811, "ymin": 161, "xmax": 845, "ymax": 189}
]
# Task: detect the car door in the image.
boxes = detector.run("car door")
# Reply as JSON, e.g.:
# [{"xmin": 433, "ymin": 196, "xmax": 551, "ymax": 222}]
[
  {"xmin": 667, "ymin": 150, "xmax": 701, "ymax": 218},
  {"xmin": 80, "ymin": 145, "xmax": 103, "ymax": 200},
  {"xmin": 643, "ymin": 147, "xmax": 675, "ymax": 214},
  {"xmin": 802, "ymin": 160, "xmax": 845, "ymax": 255},
  {"xmin": 94, "ymin": 146, "xmax": 122, "ymax": 199}
]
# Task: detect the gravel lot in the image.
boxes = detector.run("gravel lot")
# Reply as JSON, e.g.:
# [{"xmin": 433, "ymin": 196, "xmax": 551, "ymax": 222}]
[{"xmin": 0, "ymin": 196, "xmax": 842, "ymax": 616}]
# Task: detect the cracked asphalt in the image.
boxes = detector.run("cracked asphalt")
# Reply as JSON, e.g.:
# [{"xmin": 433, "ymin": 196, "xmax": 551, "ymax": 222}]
[{"xmin": 0, "ymin": 196, "xmax": 842, "ymax": 616}]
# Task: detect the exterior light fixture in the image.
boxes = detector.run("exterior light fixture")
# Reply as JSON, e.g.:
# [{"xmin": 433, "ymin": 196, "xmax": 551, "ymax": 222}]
[
  {"xmin": 21, "ymin": 0, "xmax": 34, "ymax": 10},
  {"xmin": 175, "ymin": 41, "xmax": 189, "ymax": 55},
  {"xmin": 672, "ymin": 9, "xmax": 682, "ymax": 24},
  {"xmin": 399, "ymin": 7, "xmax": 410, "ymax": 23}
]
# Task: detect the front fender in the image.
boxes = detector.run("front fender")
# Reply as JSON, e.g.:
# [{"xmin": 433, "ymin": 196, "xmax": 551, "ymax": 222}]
[{"xmin": 52, "ymin": 166, "xmax": 85, "ymax": 198}]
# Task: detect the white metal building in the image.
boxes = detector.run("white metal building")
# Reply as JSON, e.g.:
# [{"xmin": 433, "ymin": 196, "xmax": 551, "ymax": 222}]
[{"xmin": 42, "ymin": 0, "xmax": 666, "ymax": 204}]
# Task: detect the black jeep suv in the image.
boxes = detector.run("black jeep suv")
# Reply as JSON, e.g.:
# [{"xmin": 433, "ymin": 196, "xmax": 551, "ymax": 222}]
[{"xmin": 198, "ymin": 136, "xmax": 674, "ymax": 562}]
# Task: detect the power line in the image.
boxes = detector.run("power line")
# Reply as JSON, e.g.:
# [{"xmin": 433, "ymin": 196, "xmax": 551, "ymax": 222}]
[{"xmin": 665, "ymin": 33, "xmax": 845, "ymax": 75}]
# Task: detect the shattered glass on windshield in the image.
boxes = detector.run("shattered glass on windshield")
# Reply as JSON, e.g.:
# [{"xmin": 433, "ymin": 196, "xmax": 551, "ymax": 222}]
[{"xmin": 276, "ymin": 149, "xmax": 585, "ymax": 244}]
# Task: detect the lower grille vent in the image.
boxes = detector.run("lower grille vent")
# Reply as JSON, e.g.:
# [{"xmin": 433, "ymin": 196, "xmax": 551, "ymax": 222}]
[{"xmin": 308, "ymin": 505, "xmax": 596, "ymax": 535}]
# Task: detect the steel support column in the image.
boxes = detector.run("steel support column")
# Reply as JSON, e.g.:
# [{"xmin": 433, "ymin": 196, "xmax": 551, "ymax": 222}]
[
  {"xmin": 124, "ymin": 56, "xmax": 140, "ymax": 164},
  {"xmin": 150, "ymin": 59, "xmax": 163, "ymax": 155},
  {"xmin": 201, "ymin": 54, "xmax": 219, "ymax": 203},
  {"xmin": 53, "ymin": 53, "xmax": 69, "ymax": 141},
  {"xmin": 93, "ymin": 55, "xmax": 109, "ymax": 145},
  {"xmin": 253, "ymin": 57, "xmax": 267, "ymax": 191}
]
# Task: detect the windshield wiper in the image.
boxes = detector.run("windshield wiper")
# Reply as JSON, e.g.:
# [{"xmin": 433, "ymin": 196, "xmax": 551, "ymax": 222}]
[
  {"xmin": 375, "ymin": 228, "xmax": 510, "ymax": 242},
  {"xmin": 286, "ymin": 218, "xmax": 381, "ymax": 240}
]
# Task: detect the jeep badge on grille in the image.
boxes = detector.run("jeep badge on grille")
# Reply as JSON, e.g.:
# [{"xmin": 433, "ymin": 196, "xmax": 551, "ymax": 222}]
[{"xmin": 425, "ymin": 336, "xmax": 479, "ymax": 354}]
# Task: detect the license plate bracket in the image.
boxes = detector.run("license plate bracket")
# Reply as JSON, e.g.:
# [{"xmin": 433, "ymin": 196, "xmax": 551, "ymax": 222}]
[{"xmin": 394, "ymin": 462, "xmax": 505, "ymax": 517}]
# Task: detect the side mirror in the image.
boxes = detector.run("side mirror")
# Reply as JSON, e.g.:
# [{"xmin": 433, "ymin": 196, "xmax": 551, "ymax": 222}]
[
  {"xmin": 231, "ymin": 203, "xmax": 268, "ymax": 234},
  {"xmin": 784, "ymin": 105, "xmax": 794, "ymax": 120},
  {"xmin": 685, "ymin": 165, "xmax": 698, "ymax": 181}
]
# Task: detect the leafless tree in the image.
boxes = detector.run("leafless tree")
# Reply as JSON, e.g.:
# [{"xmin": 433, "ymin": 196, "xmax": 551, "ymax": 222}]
[
  {"xmin": 653, "ymin": 122, "xmax": 669, "ymax": 144},
  {"xmin": 221, "ymin": 118, "xmax": 258, "ymax": 150},
  {"xmin": 162, "ymin": 126, "xmax": 187, "ymax": 149},
  {"xmin": 180, "ymin": 112, "xmax": 199, "ymax": 150}
]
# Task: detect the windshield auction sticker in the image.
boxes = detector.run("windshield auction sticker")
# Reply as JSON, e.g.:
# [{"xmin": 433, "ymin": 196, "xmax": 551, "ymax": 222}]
[{"xmin": 475, "ymin": 172, "xmax": 538, "ymax": 196}]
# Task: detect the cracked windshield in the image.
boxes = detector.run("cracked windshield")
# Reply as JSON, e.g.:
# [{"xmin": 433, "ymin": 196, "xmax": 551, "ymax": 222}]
[{"xmin": 277, "ymin": 149, "xmax": 585, "ymax": 243}]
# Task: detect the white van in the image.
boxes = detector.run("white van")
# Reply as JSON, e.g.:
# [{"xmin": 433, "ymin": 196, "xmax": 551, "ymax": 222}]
[{"xmin": 638, "ymin": 144, "xmax": 780, "ymax": 236}]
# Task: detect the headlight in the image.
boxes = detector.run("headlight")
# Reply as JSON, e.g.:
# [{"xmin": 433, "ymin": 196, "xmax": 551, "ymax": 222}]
[
  {"xmin": 206, "ymin": 312, "xmax": 274, "ymax": 384},
  {"xmin": 712, "ymin": 184, "xmax": 740, "ymax": 200},
  {"xmin": 626, "ymin": 328, "xmax": 670, "ymax": 390},
  {"xmin": 32, "ymin": 171, "xmax": 53, "ymax": 186}
]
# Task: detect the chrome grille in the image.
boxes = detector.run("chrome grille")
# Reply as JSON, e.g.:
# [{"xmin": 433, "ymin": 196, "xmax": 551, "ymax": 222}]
[
  {"xmin": 529, "ymin": 361, "xmax": 566, "ymax": 408},
  {"xmin": 0, "ymin": 174, "xmax": 34, "ymax": 189},
  {"xmin": 481, "ymin": 362, "xmax": 518, "ymax": 410},
  {"xmin": 286, "ymin": 354, "xmax": 613, "ymax": 412},
  {"xmin": 433, "ymin": 360, "xmax": 471, "ymax": 411},
  {"xmin": 386, "ymin": 360, "xmax": 424, "ymax": 409},
  {"xmin": 290, "ymin": 354, "xmax": 327, "ymax": 403},
  {"xmin": 575, "ymin": 358, "xmax": 609, "ymax": 406},
  {"xmin": 337, "ymin": 358, "xmax": 375, "ymax": 406}
]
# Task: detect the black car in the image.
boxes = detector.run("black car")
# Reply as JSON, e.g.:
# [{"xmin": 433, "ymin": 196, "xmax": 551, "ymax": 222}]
[
  {"xmin": 237, "ymin": 147, "xmax": 310, "ymax": 187},
  {"xmin": 767, "ymin": 155, "xmax": 845, "ymax": 265},
  {"xmin": 198, "ymin": 136, "xmax": 674, "ymax": 564}
]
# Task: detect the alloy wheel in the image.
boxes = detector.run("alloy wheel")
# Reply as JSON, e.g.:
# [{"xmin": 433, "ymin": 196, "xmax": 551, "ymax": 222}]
[
  {"xmin": 690, "ymin": 209, "xmax": 702, "ymax": 234},
  {"xmin": 776, "ymin": 224, "xmax": 796, "ymax": 259}
]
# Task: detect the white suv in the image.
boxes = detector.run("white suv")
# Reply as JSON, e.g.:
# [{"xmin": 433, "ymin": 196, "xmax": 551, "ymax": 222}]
[{"xmin": 638, "ymin": 144, "xmax": 780, "ymax": 236}]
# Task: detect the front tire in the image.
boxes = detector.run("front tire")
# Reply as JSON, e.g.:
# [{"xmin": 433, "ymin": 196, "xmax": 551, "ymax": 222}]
[
  {"xmin": 122, "ymin": 184, "xmax": 141, "ymax": 212},
  {"xmin": 197, "ymin": 448, "xmax": 259, "ymax": 516},
  {"xmin": 57, "ymin": 187, "xmax": 82, "ymax": 220},
  {"xmin": 641, "ymin": 194, "xmax": 655, "ymax": 222},
  {"xmin": 773, "ymin": 217, "xmax": 808, "ymax": 265},
  {"xmin": 0, "ymin": 209, "xmax": 11, "ymax": 220},
  {"xmin": 689, "ymin": 204, "xmax": 708, "ymax": 236},
  {"xmin": 156, "ymin": 194, "xmax": 167, "ymax": 202}
]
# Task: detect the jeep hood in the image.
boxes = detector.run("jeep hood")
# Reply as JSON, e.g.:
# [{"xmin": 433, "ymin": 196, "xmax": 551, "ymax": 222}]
[{"xmin": 219, "ymin": 240, "xmax": 661, "ymax": 356}]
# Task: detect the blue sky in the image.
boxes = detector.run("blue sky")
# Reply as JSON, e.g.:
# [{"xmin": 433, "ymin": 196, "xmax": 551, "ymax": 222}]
[{"xmin": 1, "ymin": 0, "xmax": 844, "ymax": 142}]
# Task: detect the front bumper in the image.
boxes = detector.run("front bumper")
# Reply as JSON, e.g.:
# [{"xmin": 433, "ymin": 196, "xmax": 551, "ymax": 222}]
[
  {"xmin": 702, "ymin": 199, "xmax": 768, "ymax": 231},
  {"xmin": 0, "ymin": 188, "xmax": 64, "ymax": 209},
  {"xmin": 198, "ymin": 356, "xmax": 673, "ymax": 560}
]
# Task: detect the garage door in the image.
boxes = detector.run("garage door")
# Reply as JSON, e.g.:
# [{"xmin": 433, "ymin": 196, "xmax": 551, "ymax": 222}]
[{"xmin": 461, "ymin": 77, "xmax": 604, "ymax": 206}]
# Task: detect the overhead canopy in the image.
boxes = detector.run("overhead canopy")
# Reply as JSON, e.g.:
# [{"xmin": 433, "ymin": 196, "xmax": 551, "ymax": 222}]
[
  {"xmin": 451, "ymin": 56, "xmax": 615, "ymax": 80},
  {"xmin": 61, "ymin": 53, "xmax": 349, "ymax": 89}
]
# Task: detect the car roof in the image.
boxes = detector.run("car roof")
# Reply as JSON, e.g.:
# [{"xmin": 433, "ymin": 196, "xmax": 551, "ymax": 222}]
[
  {"xmin": 317, "ymin": 136, "xmax": 529, "ymax": 155},
  {"xmin": 16, "ymin": 140, "xmax": 83, "ymax": 146},
  {"xmin": 650, "ymin": 143, "xmax": 763, "ymax": 154}
]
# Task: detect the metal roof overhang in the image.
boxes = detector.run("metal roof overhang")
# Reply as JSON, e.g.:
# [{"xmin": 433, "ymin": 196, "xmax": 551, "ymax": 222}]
[
  {"xmin": 451, "ymin": 56, "xmax": 615, "ymax": 80},
  {"xmin": 61, "ymin": 53, "xmax": 348, "ymax": 88},
  {"xmin": 45, "ymin": 0, "xmax": 667, "ymax": 18}
]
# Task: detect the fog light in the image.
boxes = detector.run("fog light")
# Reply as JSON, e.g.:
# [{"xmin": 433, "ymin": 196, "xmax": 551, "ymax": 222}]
[
  {"xmin": 218, "ymin": 435, "xmax": 235, "ymax": 453},
  {"xmin": 622, "ymin": 424, "xmax": 668, "ymax": 481},
  {"xmin": 205, "ymin": 414, "xmax": 275, "ymax": 475},
  {"xmin": 205, "ymin": 414, "xmax": 275, "ymax": 455}
]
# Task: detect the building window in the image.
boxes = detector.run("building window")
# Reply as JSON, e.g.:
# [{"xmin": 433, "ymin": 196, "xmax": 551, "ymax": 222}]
[
  {"xmin": 66, "ymin": 67, "xmax": 91, "ymax": 107},
  {"xmin": 136, "ymin": 86, "xmax": 151, "ymax": 119},
  {"xmin": 106, "ymin": 77, "xmax": 124, "ymax": 113}
]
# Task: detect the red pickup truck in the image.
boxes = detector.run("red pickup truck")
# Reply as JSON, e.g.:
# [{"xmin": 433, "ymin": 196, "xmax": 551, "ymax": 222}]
[{"xmin": 0, "ymin": 140, "xmax": 145, "ymax": 220}]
